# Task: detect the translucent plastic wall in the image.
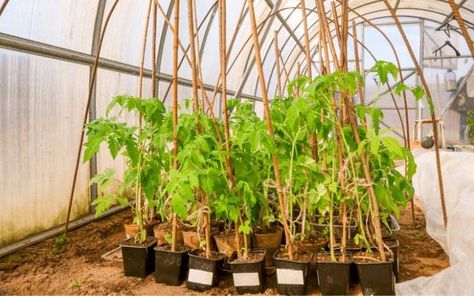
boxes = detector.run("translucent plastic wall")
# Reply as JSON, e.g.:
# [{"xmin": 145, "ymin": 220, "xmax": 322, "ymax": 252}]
[{"xmin": 0, "ymin": 0, "xmax": 473, "ymax": 250}]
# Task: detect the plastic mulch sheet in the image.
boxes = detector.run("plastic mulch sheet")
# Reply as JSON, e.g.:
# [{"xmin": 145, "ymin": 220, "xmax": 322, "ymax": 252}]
[{"xmin": 396, "ymin": 151, "xmax": 474, "ymax": 295}]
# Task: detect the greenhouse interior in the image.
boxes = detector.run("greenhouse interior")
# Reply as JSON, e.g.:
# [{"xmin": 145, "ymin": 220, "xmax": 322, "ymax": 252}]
[{"xmin": 1, "ymin": 0, "xmax": 474, "ymax": 295}]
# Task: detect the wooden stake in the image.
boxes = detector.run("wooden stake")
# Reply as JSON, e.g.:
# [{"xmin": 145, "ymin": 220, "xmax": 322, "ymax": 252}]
[
  {"xmin": 187, "ymin": 0, "xmax": 200, "ymax": 115},
  {"xmin": 171, "ymin": 0, "xmax": 180, "ymax": 252},
  {"xmin": 135, "ymin": 0, "xmax": 153, "ymax": 229},
  {"xmin": 64, "ymin": 0, "xmax": 120, "ymax": 233},
  {"xmin": 273, "ymin": 31, "xmax": 283, "ymax": 97},
  {"xmin": 317, "ymin": 0, "xmax": 386, "ymax": 260},
  {"xmin": 383, "ymin": 0, "xmax": 448, "ymax": 228},
  {"xmin": 247, "ymin": 0, "xmax": 294, "ymax": 260},
  {"xmin": 152, "ymin": 0, "xmax": 158, "ymax": 98},
  {"xmin": 219, "ymin": 0, "xmax": 240, "ymax": 255},
  {"xmin": 300, "ymin": 0, "xmax": 319, "ymax": 162},
  {"xmin": 300, "ymin": 0, "xmax": 313, "ymax": 78},
  {"xmin": 315, "ymin": 0, "xmax": 340, "ymax": 70}
]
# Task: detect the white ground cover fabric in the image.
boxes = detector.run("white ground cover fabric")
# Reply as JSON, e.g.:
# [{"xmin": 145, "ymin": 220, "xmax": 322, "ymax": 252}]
[{"xmin": 396, "ymin": 151, "xmax": 474, "ymax": 295}]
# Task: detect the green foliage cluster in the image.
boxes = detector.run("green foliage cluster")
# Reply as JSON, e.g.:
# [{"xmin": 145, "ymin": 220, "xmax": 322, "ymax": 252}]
[{"xmin": 83, "ymin": 60, "xmax": 420, "ymax": 257}]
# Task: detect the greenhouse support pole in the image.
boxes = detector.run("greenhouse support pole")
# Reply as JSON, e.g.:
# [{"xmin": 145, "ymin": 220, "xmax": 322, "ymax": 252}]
[{"xmin": 87, "ymin": 0, "xmax": 107, "ymax": 214}]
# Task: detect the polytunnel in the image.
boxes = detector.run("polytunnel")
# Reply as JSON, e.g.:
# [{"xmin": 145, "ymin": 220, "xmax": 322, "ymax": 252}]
[{"xmin": 0, "ymin": 0, "xmax": 474, "ymax": 294}]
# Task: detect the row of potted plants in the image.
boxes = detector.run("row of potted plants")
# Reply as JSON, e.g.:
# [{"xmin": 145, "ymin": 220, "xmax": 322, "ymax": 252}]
[{"xmin": 84, "ymin": 61, "xmax": 420, "ymax": 295}]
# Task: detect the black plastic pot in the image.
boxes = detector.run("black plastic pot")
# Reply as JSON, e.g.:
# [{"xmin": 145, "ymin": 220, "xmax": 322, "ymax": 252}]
[
  {"xmin": 382, "ymin": 215, "xmax": 401, "ymax": 239},
  {"xmin": 228, "ymin": 249, "xmax": 266, "ymax": 294},
  {"xmin": 311, "ymin": 218, "xmax": 358, "ymax": 240},
  {"xmin": 385, "ymin": 239, "xmax": 400, "ymax": 282},
  {"xmin": 345, "ymin": 246, "xmax": 362, "ymax": 285},
  {"xmin": 316, "ymin": 253, "xmax": 352, "ymax": 295},
  {"xmin": 186, "ymin": 250, "xmax": 225, "ymax": 291},
  {"xmin": 274, "ymin": 249, "xmax": 313, "ymax": 295},
  {"xmin": 120, "ymin": 237, "xmax": 157, "ymax": 278},
  {"xmin": 154, "ymin": 245, "xmax": 191, "ymax": 285},
  {"xmin": 355, "ymin": 258, "xmax": 395, "ymax": 296}
]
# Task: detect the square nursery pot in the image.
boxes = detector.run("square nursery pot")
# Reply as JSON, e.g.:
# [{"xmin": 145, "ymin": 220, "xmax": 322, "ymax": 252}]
[
  {"xmin": 154, "ymin": 245, "xmax": 191, "ymax": 285},
  {"xmin": 311, "ymin": 217, "xmax": 358, "ymax": 240},
  {"xmin": 253, "ymin": 226, "xmax": 283, "ymax": 271},
  {"xmin": 228, "ymin": 249, "xmax": 266, "ymax": 294},
  {"xmin": 384, "ymin": 239, "xmax": 400, "ymax": 282},
  {"xmin": 186, "ymin": 249, "xmax": 226, "ymax": 291},
  {"xmin": 382, "ymin": 215, "xmax": 401, "ymax": 239},
  {"xmin": 120, "ymin": 237, "xmax": 157, "ymax": 278},
  {"xmin": 355, "ymin": 255, "xmax": 395, "ymax": 296},
  {"xmin": 316, "ymin": 253, "xmax": 352, "ymax": 296},
  {"xmin": 274, "ymin": 248, "xmax": 313, "ymax": 295}
]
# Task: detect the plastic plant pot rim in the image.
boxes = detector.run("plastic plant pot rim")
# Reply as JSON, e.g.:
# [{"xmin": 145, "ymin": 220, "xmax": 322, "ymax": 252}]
[
  {"xmin": 228, "ymin": 248, "xmax": 266, "ymax": 266},
  {"xmin": 120, "ymin": 237, "xmax": 157, "ymax": 248},
  {"xmin": 316, "ymin": 252, "xmax": 354, "ymax": 264},
  {"xmin": 353, "ymin": 253, "xmax": 395, "ymax": 265},
  {"xmin": 273, "ymin": 247, "xmax": 314, "ymax": 263},
  {"xmin": 153, "ymin": 245, "xmax": 192, "ymax": 254},
  {"xmin": 188, "ymin": 249, "xmax": 226, "ymax": 261}
]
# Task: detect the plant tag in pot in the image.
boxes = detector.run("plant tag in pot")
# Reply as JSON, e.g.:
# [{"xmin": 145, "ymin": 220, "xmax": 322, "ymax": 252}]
[
  {"xmin": 187, "ymin": 269, "xmax": 213, "ymax": 286},
  {"xmin": 276, "ymin": 269, "xmax": 304, "ymax": 285},
  {"xmin": 233, "ymin": 272, "xmax": 260, "ymax": 287}
]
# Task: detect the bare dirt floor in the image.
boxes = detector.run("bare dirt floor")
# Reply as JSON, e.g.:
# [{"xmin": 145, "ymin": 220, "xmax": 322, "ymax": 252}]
[{"xmin": 0, "ymin": 202, "xmax": 449, "ymax": 295}]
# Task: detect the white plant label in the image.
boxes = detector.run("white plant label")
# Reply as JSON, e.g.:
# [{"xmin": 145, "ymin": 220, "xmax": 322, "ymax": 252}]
[
  {"xmin": 187, "ymin": 269, "xmax": 213, "ymax": 286},
  {"xmin": 276, "ymin": 268, "xmax": 304, "ymax": 285},
  {"xmin": 233, "ymin": 272, "xmax": 260, "ymax": 287}
]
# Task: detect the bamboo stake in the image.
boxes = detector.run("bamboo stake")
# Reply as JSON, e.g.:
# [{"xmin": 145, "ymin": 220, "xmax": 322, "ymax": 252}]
[
  {"xmin": 279, "ymin": 51, "xmax": 291, "ymax": 95},
  {"xmin": 247, "ymin": 0, "xmax": 294, "ymax": 260},
  {"xmin": 318, "ymin": 2, "xmax": 332, "ymax": 74},
  {"xmin": 315, "ymin": 0, "xmax": 340, "ymax": 71},
  {"xmin": 171, "ymin": 0, "xmax": 180, "ymax": 252},
  {"xmin": 219, "ymin": 0, "xmax": 241, "ymax": 256},
  {"xmin": 296, "ymin": 62, "xmax": 301, "ymax": 97},
  {"xmin": 338, "ymin": 0, "xmax": 349, "ymax": 263},
  {"xmin": 447, "ymin": 0, "xmax": 474, "ymax": 58},
  {"xmin": 152, "ymin": 0, "xmax": 158, "ymax": 98},
  {"xmin": 187, "ymin": 0, "xmax": 200, "ymax": 115},
  {"xmin": 273, "ymin": 31, "xmax": 283, "ymax": 97},
  {"xmin": 64, "ymin": 0, "xmax": 120, "ymax": 233},
  {"xmin": 300, "ymin": 0, "xmax": 319, "ymax": 162},
  {"xmin": 300, "ymin": 0, "xmax": 313, "ymax": 78},
  {"xmin": 218, "ymin": 0, "xmax": 235, "ymax": 187},
  {"xmin": 317, "ymin": 0, "xmax": 386, "ymax": 261},
  {"xmin": 383, "ymin": 0, "xmax": 448, "ymax": 228},
  {"xmin": 331, "ymin": 1, "xmax": 342, "ymax": 49},
  {"xmin": 351, "ymin": 21, "xmax": 365, "ymax": 117}
]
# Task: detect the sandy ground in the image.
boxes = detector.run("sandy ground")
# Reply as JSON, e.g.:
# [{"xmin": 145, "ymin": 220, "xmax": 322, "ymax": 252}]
[{"xmin": 0, "ymin": 202, "xmax": 449, "ymax": 295}]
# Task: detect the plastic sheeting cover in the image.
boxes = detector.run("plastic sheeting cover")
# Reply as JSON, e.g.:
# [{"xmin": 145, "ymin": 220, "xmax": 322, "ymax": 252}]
[{"xmin": 396, "ymin": 151, "xmax": 474, "ymax": 295}]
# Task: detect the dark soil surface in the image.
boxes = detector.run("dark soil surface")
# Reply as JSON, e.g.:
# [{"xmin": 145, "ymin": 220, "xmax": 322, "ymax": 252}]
[
  {"xmin": 0, "ymin": 202, "xmax": 449, "ymax": 295},
  {"xmin": 231, "ymin": 251, "xmax": 264, "ymax": 263}
]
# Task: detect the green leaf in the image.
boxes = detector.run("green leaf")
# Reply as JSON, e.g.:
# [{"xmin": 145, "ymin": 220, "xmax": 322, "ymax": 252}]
[
  {"xmin": 395, "ymin": 83, "xmax": 410, "ymax": 96},
  {"xmin": 371, "ymin": 61, "xmax": 398, "ymax": 84},
  {"xmin": 381, "ymin": 136, "xmax": 404, "ymax": 159}
]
